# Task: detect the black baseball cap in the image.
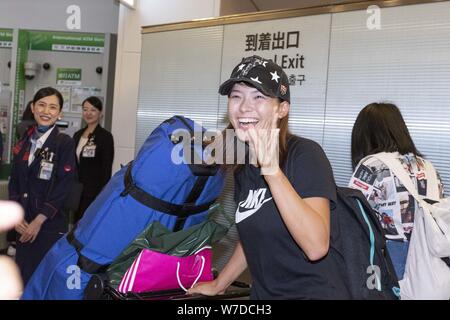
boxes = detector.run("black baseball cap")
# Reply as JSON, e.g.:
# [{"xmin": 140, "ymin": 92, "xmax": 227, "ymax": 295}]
[{"xmin": 219, "ymin": 55, "xmax": 290, "ymax": 103}]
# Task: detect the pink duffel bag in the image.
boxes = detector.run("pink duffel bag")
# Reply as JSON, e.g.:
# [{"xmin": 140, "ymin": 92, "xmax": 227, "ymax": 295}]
[{"xmin": 118, "ymin": 246, "xmax": 213, "ymax": 293}]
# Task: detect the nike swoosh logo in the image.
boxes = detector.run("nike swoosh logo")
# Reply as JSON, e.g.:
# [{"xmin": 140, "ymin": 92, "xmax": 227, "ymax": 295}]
[{"xmin": 235, "ymin": 197, "xmax": 272, "ymax": 223}]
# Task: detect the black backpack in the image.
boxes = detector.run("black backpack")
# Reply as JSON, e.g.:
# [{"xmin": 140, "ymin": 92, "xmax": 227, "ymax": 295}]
[{"xmin": 330, "ymin": 187, "xmax": 400, "ymax": 300}]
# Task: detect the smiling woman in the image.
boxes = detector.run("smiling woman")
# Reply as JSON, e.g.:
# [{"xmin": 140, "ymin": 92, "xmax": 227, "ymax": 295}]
[
  {"xmin": 188, "ymin": 55, "xmax": 349, "ymax": 299},
  {"xmin": 8, "ymin": 87, "xmax": 76, "ymax": 286},
  {"xmin": 72, "ymin": 96, "xmax": 114, "ymax": 223},
  {"xmin": 31, "ymin": 93, "xmax": 63, "ymax": 128}
]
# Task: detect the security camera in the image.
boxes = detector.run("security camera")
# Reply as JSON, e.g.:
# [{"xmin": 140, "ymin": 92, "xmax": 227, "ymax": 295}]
[{"xmin": 24, "ymin": 62, "xmax": 40, "ymax": 80}]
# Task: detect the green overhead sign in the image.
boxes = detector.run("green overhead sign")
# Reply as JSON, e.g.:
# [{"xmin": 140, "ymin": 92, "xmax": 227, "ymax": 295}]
[
  {"xmin": 0, "ymin": 29, "xmax": 13, "ymax": 48},
  {"xmin": 57, "ymin": 68, "xmax": 82, "ymax": 85},
  {"xmin": 29, "ymin": 31, "xmax": 104, "ymax": 53}
]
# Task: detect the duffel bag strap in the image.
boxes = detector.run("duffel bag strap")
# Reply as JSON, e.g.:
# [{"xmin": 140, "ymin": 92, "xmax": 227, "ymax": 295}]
[
  {"xmin": 121, "ymin": 161, "xmax": 216, "ymax": 227},
  {"xmin": 67, "ymin": 230, "xmax": 110, "ymax": 274},
  {"xmin": 173, "ymin": 175, "xmax": 209, "ymax": 231}
]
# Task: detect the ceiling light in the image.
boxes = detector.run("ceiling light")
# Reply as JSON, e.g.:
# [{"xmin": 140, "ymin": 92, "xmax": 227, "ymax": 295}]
[{"xmin": 119, "ymin": 0, "xmax": 136, "ymax": 9}]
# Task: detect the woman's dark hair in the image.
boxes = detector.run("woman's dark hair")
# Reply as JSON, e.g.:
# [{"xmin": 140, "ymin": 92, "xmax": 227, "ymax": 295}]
[
  {"xmin": 351, "ymin": 102, "xmax": 421, "ymax": 169},
  {"xmin": 32, "ymin": 87, "xmax": 63, "ymax": 109},
  {"xmin": 22, "ymin": 101, "xmax": 35, "ymax": 121},
  {"xmin": 82, "ymin": 96, "xmax": 103, "ymax": 112}
]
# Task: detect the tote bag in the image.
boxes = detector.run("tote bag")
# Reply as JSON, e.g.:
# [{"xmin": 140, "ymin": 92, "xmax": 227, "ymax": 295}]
[{"xmin": 370, "ymin": 152, "xmax": 450, "ymax": 300}]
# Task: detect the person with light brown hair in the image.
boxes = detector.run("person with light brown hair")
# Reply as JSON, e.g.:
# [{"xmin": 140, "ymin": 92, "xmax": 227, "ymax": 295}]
[{"xmin": 188, "ymin": 56, "xmax": 347, "ymax": 299}]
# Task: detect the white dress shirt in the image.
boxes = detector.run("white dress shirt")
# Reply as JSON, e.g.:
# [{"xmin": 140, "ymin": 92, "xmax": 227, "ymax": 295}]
[{"xmin": 28, "ymin": 126, "xmax": 55, "ymax": 166}]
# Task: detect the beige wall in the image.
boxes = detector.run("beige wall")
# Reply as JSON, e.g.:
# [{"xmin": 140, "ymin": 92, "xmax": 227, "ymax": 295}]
[
  {"xmin": 220, "ymin": 0, "xmax": 367, "ymax": 15},
  {"xmin": 111, "ymin": 0, "xmax": 220, "ymax": 173},
  {"xmin": 112, "ymin": 0, "xmax": 376, "ymax": 173},
  {"xmin": 0, "ymin": 0, "xmax": 119, "ymax": 33}
]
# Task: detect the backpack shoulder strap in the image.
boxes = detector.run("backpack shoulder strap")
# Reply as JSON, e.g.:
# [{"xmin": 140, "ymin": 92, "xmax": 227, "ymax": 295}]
[
  {"xmin": 370, "ymin": 152, "xmax": 423, "ymax": 205},
  {"xmin": 337, "ymin": 187, "xmax": 385, "ymax": 237},
  {"xmin": 423, "ymin": 160, "xmax": 440, "ymax": 201}
]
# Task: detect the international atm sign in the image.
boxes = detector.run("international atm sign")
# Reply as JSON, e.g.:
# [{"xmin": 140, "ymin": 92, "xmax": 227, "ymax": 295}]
[
  {"xmin": 29, "ymin": 31, "xmax": 104, "ymax": 53},
  {"xmin": 57, "ymin": 68, "xmax": 82, "ymax": 85},
  {"xmin": 0, "ymin": 29, "xmax": 13, "ymax": 48}
]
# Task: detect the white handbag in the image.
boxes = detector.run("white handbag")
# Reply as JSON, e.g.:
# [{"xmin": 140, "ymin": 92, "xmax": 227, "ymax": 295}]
[{"xmin": 370, "ymin": 152, "xmax": 450, "ymax": 300}]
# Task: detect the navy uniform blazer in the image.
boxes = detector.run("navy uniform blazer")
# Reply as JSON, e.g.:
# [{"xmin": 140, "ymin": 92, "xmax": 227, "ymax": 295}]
[
  {"xmin": 8, "ymin": 126, "xmax": 76, "ymax": 233},
  {"xmin": 73, "ymin": 125, "xmax": 114, "ymax": 197}
]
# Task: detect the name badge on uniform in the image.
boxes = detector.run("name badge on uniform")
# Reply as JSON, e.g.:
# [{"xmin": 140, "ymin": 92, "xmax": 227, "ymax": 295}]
[
  {"xmin": 38, "ymin": 160, "xmax": 54, "ymax": 180},
  {"xmin": 82, "ymin": 144, "xmax": 96, "ymax": 158}
]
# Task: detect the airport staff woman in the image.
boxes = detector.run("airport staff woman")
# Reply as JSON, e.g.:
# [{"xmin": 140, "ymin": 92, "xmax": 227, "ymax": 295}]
[
  {"xmin": 9, "ymin": 87, "xmax": 76, "ymax": 285},
  {"xmin": 73, "ymin": 96, "xmax": 114, "ymax": 223}
]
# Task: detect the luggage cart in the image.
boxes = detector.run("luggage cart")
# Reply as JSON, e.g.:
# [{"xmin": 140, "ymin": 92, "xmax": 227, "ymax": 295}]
[{"xmin": 85, "ymin": 274, "xmax": 250, "ymax": 300}]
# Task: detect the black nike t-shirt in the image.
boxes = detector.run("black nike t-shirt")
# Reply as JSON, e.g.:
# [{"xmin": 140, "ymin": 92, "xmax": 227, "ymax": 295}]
[{"xmin": 234, "ymin": 135, "xmax": 345, "ymax": 299}]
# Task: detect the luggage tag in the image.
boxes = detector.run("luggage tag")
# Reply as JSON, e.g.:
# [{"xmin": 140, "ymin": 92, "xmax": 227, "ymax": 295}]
[
  {"xmin": 38, "ymin": 149, "xmax": 55, "ymax": 181},
  {"xmin": 82, "ymin": 137, "xmax": 96, "ymax": 158}
]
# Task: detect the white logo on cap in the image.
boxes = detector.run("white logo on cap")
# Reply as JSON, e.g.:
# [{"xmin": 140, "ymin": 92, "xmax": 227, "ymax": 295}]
[
  {"xmin": 250, "ymin": 76, "xmax": 262, "ymax": 84},
  {"xmin": 270, "ymin": 71, "xmax": 280, "ymax": 83}
]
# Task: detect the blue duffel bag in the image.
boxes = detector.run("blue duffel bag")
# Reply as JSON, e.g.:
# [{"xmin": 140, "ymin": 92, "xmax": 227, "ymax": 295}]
[{"xmin": 22, "ymin": 116, "xmax": 225, "ymax": 300}]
